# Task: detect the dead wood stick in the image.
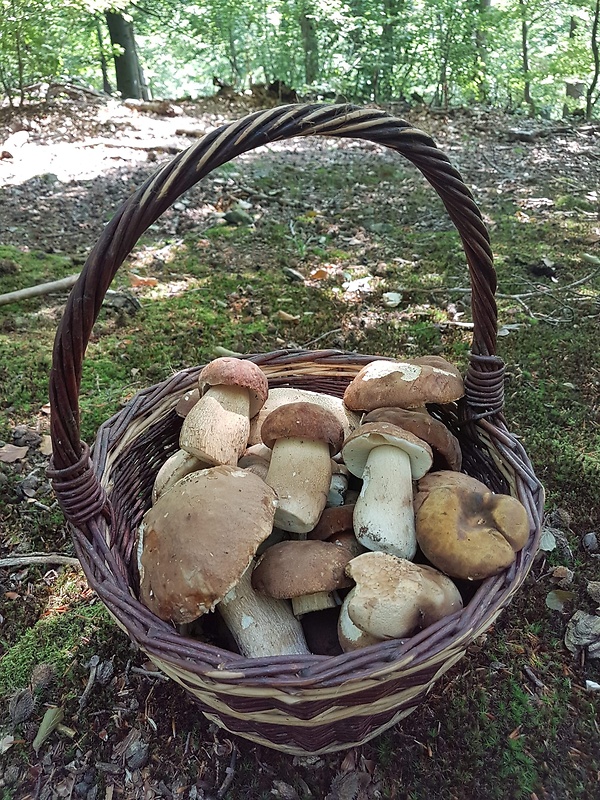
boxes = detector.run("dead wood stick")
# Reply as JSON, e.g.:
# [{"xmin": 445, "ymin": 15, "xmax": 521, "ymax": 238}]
[
  {"xmin": 0, "ymin": 273, "xmax": 80, "ymax": 307},
  {"xmin": 0, "ymin": 553, "xmax": 81, "ymax": 568}
]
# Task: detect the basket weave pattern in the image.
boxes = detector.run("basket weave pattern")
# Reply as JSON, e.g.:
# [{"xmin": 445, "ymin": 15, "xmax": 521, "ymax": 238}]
[{"xmin": 48, "ymin": 105, "xmax": 544, "ymax": 755}]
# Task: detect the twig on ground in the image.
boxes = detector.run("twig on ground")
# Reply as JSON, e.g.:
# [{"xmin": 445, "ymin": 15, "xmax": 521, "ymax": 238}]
[
  {"xmin": 481, "ymin": 152, "xmax": 516, "ymax": 179},
  {"xmin": 129, "ymin": 666, "xmax": 169, "ymax": 681},
  {"xmin": 301, "ymin": 328, "xmax": 343, "ymax": 347},
  {"xmin": 0, "ymin": 553, "xmax": 80, "ymax": 568},
  {"xmin": 217, "ymin": 745, "xmax": 238, "ymax": 798}
]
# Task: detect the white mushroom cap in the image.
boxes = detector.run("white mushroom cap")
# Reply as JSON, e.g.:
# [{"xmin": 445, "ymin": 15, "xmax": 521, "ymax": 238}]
[
  {"xmin": 342, "ymin": 422, "xmax": 433, "ymax": 480},
  {"xmin": 345, "ymin": 551, "xmax": 463, "ymax": 639}
]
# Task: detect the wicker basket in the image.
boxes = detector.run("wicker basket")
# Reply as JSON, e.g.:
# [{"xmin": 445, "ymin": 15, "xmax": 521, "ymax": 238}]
[{"xmin": 48, "ymin": 104, "xmax": 544, "ymax": 755}]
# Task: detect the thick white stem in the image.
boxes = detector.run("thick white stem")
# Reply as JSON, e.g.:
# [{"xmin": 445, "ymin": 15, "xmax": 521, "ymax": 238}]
[
  {"xmin": 353, "ymin": 445, "xmax": 417, "ymax": 559},
  {"xmin": 218, "ymin": 565, "xmax": 310, "ymax": 658},
  {"xmin": 292, "ymin": 591, "xmax": 336, "ymax": 617},
  {"xmin": 179, "ymin": 386, "xmax": 250, "ymax": 466},
  {"xmin": 266, "ymin": 438, "xmax": 332, "ymax": 534}
]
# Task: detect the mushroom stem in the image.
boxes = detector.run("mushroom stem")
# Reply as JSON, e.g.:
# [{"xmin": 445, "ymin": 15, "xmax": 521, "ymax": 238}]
[
  {"xmin": 218, "ymin": 565, "xmax": 311, "ymax": 658},
  {"xmin": 266, "ymin": 438, "xmax": 332, "ymax": 534},
  {"xmin": 291, "ymin": 591, "xmax": 337, "ymax": 617},
  {"xmin": 206, "ymin": 384, "xmax": 251, "ymax": 417},
  {"xmin": 180, "ymin": 393, "xmax": 250, "ymax": 466},
  {"xmin": 338, "ymin": 590, "xmax": 384, "ymax": 651},
  {"xmin": 353, "ymin": 445, "xmax": 417, "ymax": 559}
]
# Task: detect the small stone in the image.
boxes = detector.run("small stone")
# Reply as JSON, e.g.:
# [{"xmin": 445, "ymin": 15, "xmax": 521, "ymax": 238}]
[
  {"xmin": 583, "ymin": 531, "xmax": 598, "ymax": 554},
  {"xmin": 551, "ymin": 566, "xmax": 574, "ymax": 586},
  {"xmin": 587, "ymin": 581, "xmax": 600, "ymax": 604}
]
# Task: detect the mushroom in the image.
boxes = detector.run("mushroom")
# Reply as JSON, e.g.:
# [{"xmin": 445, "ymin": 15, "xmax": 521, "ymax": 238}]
[
  {"xmin": 308, "ymin": 504, "xmax": 355, "ymax": 541},
  {"xmin": 179, "ymin": 357, "xmax": 268, "ymax": 466},
  {"xmin": 414, "ymin": 470, "xmax": 493, "ymax": 513},
  {"xmin": 338, "ymin": 591, "xmax": 385, "ymax": 652},
  {"xmin": 328, "ymin": 461, "xmax": 350, "ymax": 506},
  {"xmin": 343, "ymin": 356, "xmax": 464, "ymax": 411},
  {"xmin": 364, "ymin": 407, "xmax": 461, "ymax": 471},
  {"xmin": 345, "ymin": 551, "xmax": 463, "ymax": 640},
  {"xmin": 252, "ymin": 539, "xmax": 354, "ymax": 616},
  {"xmin": 138, "ymin": 465, "xmax": 309, "ymax": 656},
  {"xmin": 218, "ymin": 562, "xmax": 310, "ymax": 657},
  {"xmin": 261, "ymin": 402, "xmax": 345, "ymax": 534},
  {"xmin": 175, "ymin": 388, "xmax": 200, "ymax": 418},
  {"xmin": 248, "ymin": 387, "xmax": 360, "ymax": 446},
  {"xmin": 152, "ymin": 449, "xmax": 208, "ymax": 503},
  {"xmin": 341, "ymin": 422, "xmax": 433, "ymax": 559},
  {"xmin": 416, "ymin": 484, "xmax": 530, "ymax": 581}
]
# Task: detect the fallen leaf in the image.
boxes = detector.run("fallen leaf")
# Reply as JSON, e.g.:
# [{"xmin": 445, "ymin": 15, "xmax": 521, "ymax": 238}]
[
  {"xmin": 564, "ymin": 611, "xmax": 600, "ymax": 658},
  {"xmin": 32, "ymin": 706, "xmax": 64, "ymax": 754},
  {"xmin": 0, "ymin": 735, "xmax": 15, "ymax": 755},
  {"xmin": 309, "ymin": 267, "xmax": 330, "ymax": 281},
  {"xmin": 275, "ymin": 310, "xmax": 300, "ymax": 322},
  {"xmin": 538, "ymin": 528, "xmax": 557, "ymax": 552},
  {"xmin": 40, "ymin": 403, "xmax": 51, "ymax": 415},
  {"xmin": 585, "ymin": 680, "xmax": 600, "ymax": 691},
  {"xmin": 4, "ymin": 592, "xmax": 20, "ymax": 600},
  {"xmin": 0, "ymin": 444, "xmax": 29, "ymax": 463},
  {"xmin": 129, "ymin": 273, "xmax": 158, "ymax": 288},
  {"xmin": 545, "ymin": 589, "xmax": 575, "ymax": 611},
  {"xmin": 39, "ymin": 435, "xmax": 53, "ymax": 456}
]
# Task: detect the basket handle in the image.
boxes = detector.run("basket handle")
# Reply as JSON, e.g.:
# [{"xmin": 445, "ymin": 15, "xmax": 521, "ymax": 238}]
[{"xmin": 50, "ymin": 103, "xmax": 503, "ymax": 478}]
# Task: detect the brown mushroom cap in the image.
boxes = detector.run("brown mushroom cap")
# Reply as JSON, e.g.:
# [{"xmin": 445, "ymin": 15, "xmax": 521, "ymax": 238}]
[
  {"xmin": 308, "ymin": 504, "xmax": 355, "ymax": 541},
  {"xmin": 414, "ymin": 470, "xmax": 491, "ymax": 513},
  {"xmin": 175, "ymin": 388, "xmax": 200, "ymax": 418},
  {"xmin": 343, "ymin": 356, "xmax": 464, "ymax": 411},
  {"xmin": 138, "ymin": 465, "xmax": 278, "ymax": 623},
  {"xmin": 364, "ymin": 407, "xmax": 462, "ymax": 471},
  {"xmin": 416, "ymin": 485, "xmax": 530, "ymax": 581},
  {"xmin": 199, "ymin": 357, "xmax": 268, "ymax": 417},
  {"xmin": 261, "ymin": 402, "xmax": 345, "ymax": 455},
  {"xmin": 252, "ymin": 539, "xmax": 354, "ymax": 598}
]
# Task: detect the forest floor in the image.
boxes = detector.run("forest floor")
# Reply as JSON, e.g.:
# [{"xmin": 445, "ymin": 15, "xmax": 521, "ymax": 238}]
[{"xmin": 0, "ymin": 93, "xmax": 599, "ymax": 800}]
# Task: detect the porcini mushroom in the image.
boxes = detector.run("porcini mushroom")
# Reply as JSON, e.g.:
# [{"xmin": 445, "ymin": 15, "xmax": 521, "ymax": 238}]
[
  {"xmin": 261, "ymin": 402, "xmax": 345, "ymax": 534},
  {"xmin": 414, "ymin": 470, "xmax": 492, "ymax": 513},
  {"xmin": 252, "ymin": 539, "xmax": 354, "ymax": 616},
  {"xmin": 364, "ymin": 407, "xmax": 462, "ymax": 471},
  {"xmin": 338, "ymin": 591, "xmax": 385, "ymax": 652},
  {"xmin": 152, "ymin": 449, "xmax": 208, "ymax": 503},
  {"xmin": 345, "ymin": 551, "xmax": 463, "ymax": 640},
  {"xmin": 343, "ymin": 356, "xmax": 464, "ymax": 411},
  {"xmin": 179, "ymin": 357, "xmax": 268, "ymax": 466},
  {"xmin": 416, "ymin": 484, "xmax": 530, "ymax": 580},
  {"xmin": 341, "ymin": 422, "xmax": 433, "ymax": 558},
  {"xmin": 138, "ymin": 465, "xmax": 309, "ymax": 657},
  {"xmin": 248, "ymin": 387, "xmax": 360, "ymax": 446}
]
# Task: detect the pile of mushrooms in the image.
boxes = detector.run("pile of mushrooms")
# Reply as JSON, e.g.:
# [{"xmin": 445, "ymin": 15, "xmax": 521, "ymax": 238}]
[{"xmin": 137, "ymin": 355, "xmax": 531, "ymax": 659}]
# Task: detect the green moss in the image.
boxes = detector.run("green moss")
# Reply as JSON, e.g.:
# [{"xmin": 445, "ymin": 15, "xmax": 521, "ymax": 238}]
[{"xmin": 0, "ymin": 601, "xmax": 113, "ymax": 694}]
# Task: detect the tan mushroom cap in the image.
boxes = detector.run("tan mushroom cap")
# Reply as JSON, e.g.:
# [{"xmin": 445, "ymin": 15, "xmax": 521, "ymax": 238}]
[
  {"xmin": 345, "ymin": 552, "xmax": 463, "ymax": 639},
  {"xmin": 364, "ymin": 407, "xmax": 461, "ymax": 471},
  {"xmin": 416, "ymin": 485, "xmax": 530, "ymax": 581},
  {"xmin": 414, "ymin": 470, "xmax": 491, "ymax": 513},
  {"xmin": 342, "ymin": 421, "xmax": 433, "ymax": 480},
  {"xmin": 138, "ymin": 465, "xmax": 278, "ymax": 624},
  {"xmin": 252, "ymin": 539, "xmax": 354, "ymax": 598},
  {"xmin": 199, "ymin": 357, "xmax": 268, "ymax": 417},
  {"xmin": 343, "ymin": 356, "xmax": 464, "ymax": 411},
  {"xmin": 261, "ymin": 401, "xmax": 345, "ymax": 456}
]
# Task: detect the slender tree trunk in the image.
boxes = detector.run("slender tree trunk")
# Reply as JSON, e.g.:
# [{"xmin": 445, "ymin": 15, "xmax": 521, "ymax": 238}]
[
  {"xmin": 475, "ymin": 0, "xmax": 492, "ymax": 101},
  {"xmin": 587, "ymin": 0, "xmax": 600, "ymax": 120},
  {"xmin": 105, "ymin": 10, "xmax": 143, "ymax": 100},
  {"xmin": 519, "ymin": 0, "xmax": 535, "ymax": 115},
  {"xmin": 96, "ymin": 19, "xmax": 112, "ymax": 94},
  {"xmin": 15, "ymin": 27, "xmax": 25, "ymax": 105},
  {"xmin": 299, "ymin": 3, "xmax": 319, "ymax": 84},
  {"xmin": 563, "ymin": 16, "xmax": 578, "ymax": 118}
]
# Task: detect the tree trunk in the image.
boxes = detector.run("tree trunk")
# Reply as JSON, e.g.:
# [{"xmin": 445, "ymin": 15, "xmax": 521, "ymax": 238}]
[
  {"xmin": 519, "ymin": 0, "xmax": 535, "ymax": 116},
  {"xmin": 299, "ymin": 4, "xmax": 319, "ymax": 85},
  {"xmin": 475, "ymin": 0, "xmax": 492, "ymax": 101},
  {"xmin": 587, "ymin": 0, "xmax": 600, "ymax": 120},
  {"xmin": 96, "ymin": 19, "xmax": 112, "ymax": 95},
  {"xmin": 105, "ymin": 10, "xmax": 143, "ymax": 100}
]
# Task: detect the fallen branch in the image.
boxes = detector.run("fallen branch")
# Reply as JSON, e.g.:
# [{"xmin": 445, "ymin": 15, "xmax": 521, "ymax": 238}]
[
  {"xmin": 0, "ymin": 553, "xmax": 80, "ymax": 569},
  {"xmin": 0, "ymin": 274, "xmax": 80, "ymax": 307}
]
